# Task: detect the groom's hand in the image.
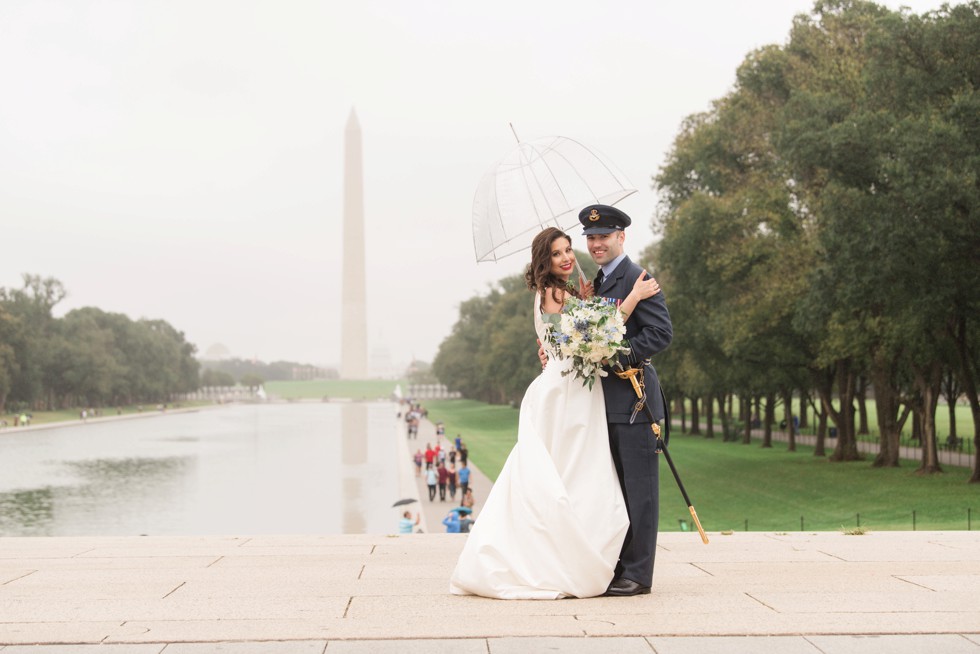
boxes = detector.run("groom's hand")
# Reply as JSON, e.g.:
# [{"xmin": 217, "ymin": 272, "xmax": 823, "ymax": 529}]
[{"xmin": 537, "ymin": 339, "xmax": 547, "ymax": 370}]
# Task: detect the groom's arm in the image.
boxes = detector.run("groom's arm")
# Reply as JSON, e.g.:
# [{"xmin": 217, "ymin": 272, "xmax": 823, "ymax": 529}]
[{"xmin": 621, "ymin": 278, "xmax": 672, "ymax": 365}]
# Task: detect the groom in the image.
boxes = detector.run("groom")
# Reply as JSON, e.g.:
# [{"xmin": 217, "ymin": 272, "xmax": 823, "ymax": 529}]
[{"xmin": 581, "ymin": 204, "xmax": 672, "ymax": 596}]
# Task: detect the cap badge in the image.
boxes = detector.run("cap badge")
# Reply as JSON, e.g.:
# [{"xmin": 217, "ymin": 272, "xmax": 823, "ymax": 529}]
[{"xmin": 588, "ymin": 209, "xmax": 601, "ymax": 222}]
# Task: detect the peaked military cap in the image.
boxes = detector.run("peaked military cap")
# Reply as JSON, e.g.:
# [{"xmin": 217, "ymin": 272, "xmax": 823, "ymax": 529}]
[{"xmin": 579, "ymin": 204, "xmax": 632, "ymax": 235}]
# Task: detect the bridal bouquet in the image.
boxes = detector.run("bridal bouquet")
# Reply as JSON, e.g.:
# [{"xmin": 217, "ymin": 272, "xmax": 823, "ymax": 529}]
[{"xmin": 545, "ymin": 295, "xmax": 630, "ymax": 390}]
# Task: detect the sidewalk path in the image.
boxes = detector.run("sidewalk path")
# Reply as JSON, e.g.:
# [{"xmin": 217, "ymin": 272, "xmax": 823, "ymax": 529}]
[
  {"xmin": 402, "ymin": 417, "xmax": 494, "ymax": 534},
  {"xmin": 0, "ymin": 531, "xmax": 978, "ymax": 651}
]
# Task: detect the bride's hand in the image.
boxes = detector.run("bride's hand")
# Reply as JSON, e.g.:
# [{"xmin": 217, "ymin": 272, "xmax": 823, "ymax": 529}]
[
  {"xmin": 578, "ymin": 277, "xmax": 594, "ymax": 298},
  {"xmin": 630, "ymin": 271, "xmax": 660, "ymax": 301}
]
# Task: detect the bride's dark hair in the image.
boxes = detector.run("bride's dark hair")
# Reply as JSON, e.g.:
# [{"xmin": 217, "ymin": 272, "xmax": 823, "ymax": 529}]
[{"xmin": 524, "ymin": 227, "xmax": 581, "ymax": 306}]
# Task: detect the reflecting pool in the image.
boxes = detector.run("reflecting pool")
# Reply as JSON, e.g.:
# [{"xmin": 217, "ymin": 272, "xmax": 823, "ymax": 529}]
[{"xmin": 0, "ymin": 402, "xmax": 400, "ymax": 536}]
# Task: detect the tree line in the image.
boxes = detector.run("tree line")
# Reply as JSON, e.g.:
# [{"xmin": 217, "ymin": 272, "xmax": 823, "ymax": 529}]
[
  {"xmin": 433, "ymin": 1, "xmax": 979, "ymax": 482},
  {"xmin": 200, "ymin": 358, "xmax": 338, "ymax": 388},
  {"xmin": 0, "ymin": 275, "xmax": 200, "ymax": 412}
]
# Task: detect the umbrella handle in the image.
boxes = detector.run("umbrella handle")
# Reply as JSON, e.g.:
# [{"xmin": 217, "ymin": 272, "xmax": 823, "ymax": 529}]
[{"xmin": 572, "ymin": 252, "xmax": 589, "ymax": 290}]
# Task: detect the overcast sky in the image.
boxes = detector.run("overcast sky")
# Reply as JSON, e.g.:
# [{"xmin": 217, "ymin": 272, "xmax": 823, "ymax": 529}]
[{"xmin": 0, "ymin": 0, "xmax": 950, "ymax": 371}]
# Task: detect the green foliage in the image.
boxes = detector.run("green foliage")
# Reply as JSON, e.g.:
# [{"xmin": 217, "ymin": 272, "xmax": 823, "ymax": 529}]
[
  {"xmin": 430, "ymin": 2, "xmax": 980, "ymax": 476},
  {"xmin": 426, "ymin": 398, "xmax": 978, "ymax": 531},
  {"xmin": 432, "ymin": 248, "xmax": 596, "ymax": 405},
  {"xmin": 0, "ymin": 275, "xmax": 200, "ymax": 411},
  {"xmin": 239, "ymin": 373, "xmax": 264, "ymax": 388},
  {"xmin": 200, "ymin": 358, "xmax": 336, "ymax": 383},
  {"xmin": 433, "ymin": 274, "xmax": 540, "ymax": 404},
  {"xmin": 423, "ymin": 399, "xmax": 520, "ymax": 480},
  {"xmin": 653, "ymin": 1, "xmax": 980, "ymax": 469},
  {"xmin": 201, "ymin": 369, "xmax": 235, "ymax": 387},
  {"xmin": 263, "ymin": 379, "xmax": 403, "ymax": 400}
]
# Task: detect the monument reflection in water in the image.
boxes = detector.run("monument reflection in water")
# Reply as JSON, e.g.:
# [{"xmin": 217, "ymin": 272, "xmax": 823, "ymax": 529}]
[{"xmin": 0, "ymin": 403, "xmax": 399, "ymax": 536}]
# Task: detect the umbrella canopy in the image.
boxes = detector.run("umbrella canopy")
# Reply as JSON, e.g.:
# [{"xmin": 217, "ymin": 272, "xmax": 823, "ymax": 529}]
[
  {"xmin": 450, "ymin": 506, "xmax": 473, "ymax": 514},
  {"xmin": 391, "ymin": 498, "xmax": 417, "ymax": 508},
  {"xmin": 472, "ymin": 135, "xmax": 636, "ymax": 263}
]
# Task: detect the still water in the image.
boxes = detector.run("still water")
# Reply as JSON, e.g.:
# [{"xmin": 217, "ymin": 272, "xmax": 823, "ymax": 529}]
[{"xmin": 0, "ymin": 402, "xmax": 400, "ymax": 536}]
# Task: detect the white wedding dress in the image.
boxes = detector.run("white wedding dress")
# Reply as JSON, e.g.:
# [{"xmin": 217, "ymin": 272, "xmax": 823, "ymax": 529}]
[{"xmin": 449, "ymin": 294, "xmax": 629, "ymax": 599}]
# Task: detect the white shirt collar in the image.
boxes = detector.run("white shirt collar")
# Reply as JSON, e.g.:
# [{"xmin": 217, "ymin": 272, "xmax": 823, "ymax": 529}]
[{"xmin": 600, "ymin": 252, "xmax": 627, "ymax": 277}]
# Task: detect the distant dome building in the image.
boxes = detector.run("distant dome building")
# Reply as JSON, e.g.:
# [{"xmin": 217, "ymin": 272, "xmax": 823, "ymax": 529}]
[{"xmin": 202, "ymin": 343, "xmax": 232, "ymax": 361}]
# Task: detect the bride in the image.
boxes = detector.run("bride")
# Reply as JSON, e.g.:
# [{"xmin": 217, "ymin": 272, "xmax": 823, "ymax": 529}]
[{"xmin": 449, "ymin": 226, "xmax": 660, "ymax": 599}]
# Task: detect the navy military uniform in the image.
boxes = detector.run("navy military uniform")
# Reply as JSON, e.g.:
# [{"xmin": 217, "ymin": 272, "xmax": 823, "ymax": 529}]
[{"xmin": 581, "ymin": 204, "xmax": 672, "ymax": 591}]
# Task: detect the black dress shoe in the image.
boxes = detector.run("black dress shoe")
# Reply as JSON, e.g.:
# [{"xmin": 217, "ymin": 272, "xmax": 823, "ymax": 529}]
[{"xmin": 603, "ymin": 577, "xmax": 651, "ymax": 596}]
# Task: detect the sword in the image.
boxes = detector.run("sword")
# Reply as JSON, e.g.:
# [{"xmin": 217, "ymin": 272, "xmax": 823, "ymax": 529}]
[{"xmin": 614, "ymin": 367, "xmax": 709, "ymax": 544}]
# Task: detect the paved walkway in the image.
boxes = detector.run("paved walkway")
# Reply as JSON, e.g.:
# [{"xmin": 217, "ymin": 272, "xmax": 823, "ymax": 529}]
[
  {"xmin": 0, "ymin": 532, "xmax": 978, "ymax": 651},
  {"xmin": 402, "ymin": 417, "xmax": 494, "ymax": 534}
]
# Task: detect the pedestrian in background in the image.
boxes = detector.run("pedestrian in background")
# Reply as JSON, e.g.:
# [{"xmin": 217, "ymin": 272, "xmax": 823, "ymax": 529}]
[
  {"xmin": 461, "ymin": 488, "xmax": 474, "ymax": 510},
  {"xmin": 398, "ymin": 511, "xmax": 419, "ymax": 534},
  {"xmin": 458, "ymin": 462, "xmax": 471, "ymax": 502},
  {"xmin": 425, "ymin": 466, "xmax": 438, "ymax": 502},
  {"xmin": 442, "ymin": 511, "xmax": 461, "ymax": 534},
  {"xmin": 447, "ymin": 464, "xmax": 458, "ymax": 501},
  {"xmin": 437, "ymin": 462, "xmax": 449, "ymax": 502}
]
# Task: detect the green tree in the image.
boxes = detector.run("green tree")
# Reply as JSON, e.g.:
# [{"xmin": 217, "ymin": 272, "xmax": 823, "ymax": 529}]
[
  {"xmin": 864, "ymin": 2, "xmax": 980, "ymax": 478},
  {"xmin": 48, "ymin": 309, "xmax": 122, "ymax": 408},
  {"xmin": 0, "ymin": 275, "xmax": 65, "ymax": 410},
  {"xmin": 0, "ymin": 304, "xmax": 20, "ymax": 413},
  {"xmin": 781, "ymin": 1, "xmax": 980, "ymax": 470},
  {"xmin": 240, "ymin": 373, "xmax": 264, "ymax": 388},
  {"xmin": 433, "ymin": 248, "xmax": 594, "ymax": 405},
  {"xmin": 481, "ymin": 275, "xmax": 538, "ymax": 404},
  {"xmin": 202, "ymin": 369, "xmax": 235, "ymax": 387}
]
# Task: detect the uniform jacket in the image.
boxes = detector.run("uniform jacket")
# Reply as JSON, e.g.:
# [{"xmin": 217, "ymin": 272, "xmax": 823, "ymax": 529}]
[{"xmin": 595, "ymin": 255, "xmax": 672, "ymax": 424}]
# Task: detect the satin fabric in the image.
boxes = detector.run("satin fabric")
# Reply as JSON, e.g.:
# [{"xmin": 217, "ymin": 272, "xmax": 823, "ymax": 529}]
[{"xmin": 449, "ymin": 295, "xmax": 629, "ymax": 599}]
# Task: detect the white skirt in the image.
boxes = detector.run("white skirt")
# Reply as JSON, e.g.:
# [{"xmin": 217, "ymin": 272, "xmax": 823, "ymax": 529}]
[{"xmin": 449, "ymin": 358, "xmax": 629, "ymax": 599}]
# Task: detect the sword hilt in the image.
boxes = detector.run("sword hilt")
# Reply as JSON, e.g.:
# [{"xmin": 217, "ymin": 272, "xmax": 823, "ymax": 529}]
[{"xmin": 613, "ymin": 367, "xmax": 644, "ymax": 399}]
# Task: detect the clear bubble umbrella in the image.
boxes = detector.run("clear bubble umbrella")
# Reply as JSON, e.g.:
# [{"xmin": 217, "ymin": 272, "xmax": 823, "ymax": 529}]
[{"xmin": 472, "ymin": 132, "xmax": 636, "ymax": 267}]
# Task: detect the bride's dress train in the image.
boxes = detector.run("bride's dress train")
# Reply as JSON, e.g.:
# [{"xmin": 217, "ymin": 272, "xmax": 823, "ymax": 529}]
[{"xmin": 449, "ymin": 295, "xmax": 629, "ymax": 599}]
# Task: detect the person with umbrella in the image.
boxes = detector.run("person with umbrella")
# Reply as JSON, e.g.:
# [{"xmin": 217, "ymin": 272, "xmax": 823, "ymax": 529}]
[
  {"xmin": 454, "ymin": 506, "xmax": 475, "ymax": 533},
  {"xmin": 450, "ymin": 222, "xmax": 661, "ymax": 599},
  {"xmin": 442, "ymin": 510, "xmax": 461, "ymax": 534}
]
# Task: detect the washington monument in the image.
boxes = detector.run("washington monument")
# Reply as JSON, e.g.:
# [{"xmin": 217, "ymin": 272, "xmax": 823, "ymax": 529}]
[{"xmin": 341, "ymin": 108, "xmax": 368, "ymax": 379}]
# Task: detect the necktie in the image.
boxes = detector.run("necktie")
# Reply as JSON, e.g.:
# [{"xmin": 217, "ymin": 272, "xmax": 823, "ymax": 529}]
[{"xmin": 594, "ymin": 270, "xmax": 604, "ymax": 291}]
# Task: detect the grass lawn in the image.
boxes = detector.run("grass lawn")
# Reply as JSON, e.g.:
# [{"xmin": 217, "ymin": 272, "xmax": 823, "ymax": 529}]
[
  {"xmin": 424, "ymin": 400, "xmax": 519, "ymax": 480},
  {"xmin": 2, "ymin": 401, "xmax": 212, "ymax": 427},
  {"xmin": 424, "ymin": 399, "xmax": 980, "ymax": 533},
  {"xmin": 264, "ymin": 379, "xmax": 405, "ymax": 400}
]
